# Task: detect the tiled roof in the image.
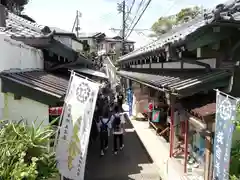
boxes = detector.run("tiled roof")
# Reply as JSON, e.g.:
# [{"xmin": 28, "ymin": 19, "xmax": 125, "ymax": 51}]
[
  {"xmin": 0, "ymin": 70, "xmax": 68, "ymax": 98},
  {"xmin": 117, "ymin": 69, "xmax": 232, "ymax": 96},
  {"xmin": 50, "ymin": 27, "xmax": 73, "ymax": 34},
  {"xmin": 104, "ymin": 37, "xmax": 135, "ymax": 43},
  {"xmin": 0, "ymin": 11, "xmax": 51, "ymax": 38},
  {"xmin": 78, "ymin": 32, "xmax": 105, "ymax": 38},
  {"xmin": 71, "ymin": 68, "xmax": 108, "ymax": 79},
  {"xmin": 118, "ymin": 0, "xmax": 240, "ymax": 62}
]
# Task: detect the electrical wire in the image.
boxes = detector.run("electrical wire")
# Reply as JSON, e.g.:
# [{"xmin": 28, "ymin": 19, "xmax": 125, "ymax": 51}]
[
  {"xmin": 125, "ymin": 0, "xmax": 145, "ymax": 35},
  {"xmin": 125, "ymin": 0, "xmax": 135, "ymax": 22},
  {"xmin": 126, "ymin": 0, "xmax": 152, "ymax": 39}
]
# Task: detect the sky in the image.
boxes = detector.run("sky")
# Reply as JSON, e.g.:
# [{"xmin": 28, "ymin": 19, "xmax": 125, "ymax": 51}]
[{"xmin": 24, "ymin": 0, "xmax": 226, "ymax": 48}]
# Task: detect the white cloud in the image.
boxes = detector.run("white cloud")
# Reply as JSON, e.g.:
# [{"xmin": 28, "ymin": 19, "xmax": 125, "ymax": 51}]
[{"xmin": 24, "ymin": 0, "xmax": 226, "ymax": 48}]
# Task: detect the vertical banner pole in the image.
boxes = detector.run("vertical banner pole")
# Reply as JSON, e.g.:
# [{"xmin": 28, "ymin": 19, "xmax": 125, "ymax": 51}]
[
  {"xmin": 54, "ymin": 70, "xmax": 74, "ymax": 149},
  {"xmin": 213, "ymin": 89, "xmax": 238, "ymax": 180},
  {"xmin": 169, "ymin": 96, "xmax": 175, "ymax": 157},
  {"xmin": 56, "ymin": 71, "xmax": 99, "ymax": 180}
]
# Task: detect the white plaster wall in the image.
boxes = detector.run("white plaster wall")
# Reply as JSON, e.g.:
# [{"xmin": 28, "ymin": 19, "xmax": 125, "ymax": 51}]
[
  {"xmin": 0, "ymin": 33, "xmax": 44, "ymax": 121},
  {"xmin": 3, "ymin": 93, "xmax": 49, "ymax": 127},
  {"xmin": 0, "ymin": 34, "xmax": 44, "ymax": 71},
  {"xmin": 72, "ymin": 39, "xmax": 83, "ymax": 52}
]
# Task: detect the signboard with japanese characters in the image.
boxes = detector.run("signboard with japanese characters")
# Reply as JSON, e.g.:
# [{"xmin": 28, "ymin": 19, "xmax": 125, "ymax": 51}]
[
  {"xmin": 213, "ymin": 90, "xmax": 238, "ymax": 180},
  {"xmin": 56, "ymin": 73, "xmax": 99, "ymax": 180}
]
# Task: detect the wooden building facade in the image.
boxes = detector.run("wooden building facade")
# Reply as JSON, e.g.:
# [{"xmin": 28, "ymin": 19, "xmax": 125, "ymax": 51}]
[{"xmin": 117, "ymin": 1, "xmax": 240, "ymax": 179}]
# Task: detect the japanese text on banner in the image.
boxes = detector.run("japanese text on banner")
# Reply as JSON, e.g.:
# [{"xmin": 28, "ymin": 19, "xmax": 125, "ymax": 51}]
[
  {"xmin": 56, "ymin": 74, "xmax": 99, "ymax": 180},
  {"xmin": 213, "ymin": 91, "xmax": 238, "ymax": 180}
]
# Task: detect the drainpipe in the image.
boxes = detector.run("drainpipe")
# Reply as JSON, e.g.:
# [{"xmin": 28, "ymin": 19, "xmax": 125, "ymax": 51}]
[{"xmin": 0, "ymin": 4, "xmax": 6, "ymax": 27}]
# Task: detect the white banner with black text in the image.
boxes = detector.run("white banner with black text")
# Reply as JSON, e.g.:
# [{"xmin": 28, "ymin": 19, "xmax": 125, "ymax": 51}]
[{"xmin": 56, "ymin": 73, "xmax": 99, "ymax": 180}]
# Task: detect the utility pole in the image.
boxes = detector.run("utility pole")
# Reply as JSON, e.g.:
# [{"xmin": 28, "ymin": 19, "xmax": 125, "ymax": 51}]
[
  {"xmin": 122, "ymin": 0, "xmax": 126, "ymax": 56},
  {"xmin": 72, "ymin": 10, "xmax": 81, "ymax": 37}
]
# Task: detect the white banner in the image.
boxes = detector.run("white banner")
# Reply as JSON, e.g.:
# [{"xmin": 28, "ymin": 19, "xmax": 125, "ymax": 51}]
[{"xmin": 56, "ymin": 73, "xmax": 99, "ymax": 180}]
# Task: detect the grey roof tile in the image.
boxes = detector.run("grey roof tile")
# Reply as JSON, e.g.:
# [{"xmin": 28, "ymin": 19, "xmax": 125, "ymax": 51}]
[
  {"xmin": 0, "ymin": 11, "xmax": 50, "ymax": 38},
  {"xmin": 119, "ymin": 0, "xmax": 240, "ymax": 62},
  {"xmin": 117, "ymin": 69, "xmax": 231, "ymax": 95},
  {"xmin": 0, "ymin": 70, "xmax": 68, "ymax": 98}
]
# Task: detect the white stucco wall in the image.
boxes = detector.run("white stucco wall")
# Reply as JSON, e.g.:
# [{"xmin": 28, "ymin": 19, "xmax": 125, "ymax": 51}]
[
  {"xmin": 0, "ymin": 33, "xmax": 44, "ymax": 71},
  {"xmin": 0, "ymin": 33, "xmax": 44, "ymax": 122},
  {"xmin": 3, "ymin": 93, "xmax": 49, "ymax": 127},
  {"xmin": 54, "ymin": 36, "xmax": 72, "ymax": 48}
]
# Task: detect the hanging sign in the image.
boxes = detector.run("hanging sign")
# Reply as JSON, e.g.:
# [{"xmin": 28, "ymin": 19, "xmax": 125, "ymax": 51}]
[
  {"xmin": 56, "ymin": 73, "xmax": 99, "ymax": 180},
  {"xmin": 213, "ymin": 90, "xmax": 239, "ymax": 180},
  {"xmin": 152, "ymin": 110, "xmax": 160, "ymax": 122},
  {"xmin": 49, "ymin": 107, "xmax": 63, "ymax": 116}
]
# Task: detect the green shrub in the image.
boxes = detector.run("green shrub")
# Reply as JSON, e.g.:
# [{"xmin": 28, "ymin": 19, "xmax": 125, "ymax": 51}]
[{"xmin": 0, "ymin": 119, "xmax": 59, "ymax": 179}]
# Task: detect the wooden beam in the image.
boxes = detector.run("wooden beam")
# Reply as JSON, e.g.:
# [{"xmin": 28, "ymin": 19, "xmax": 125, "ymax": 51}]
[
  {"xmin": 169, "ymin": 95, "xmax": 176, "ymax": 157},
  {"xmin": 186, "ymin": 28, "xmax": 235, "ymax": 51},
  {"xmin": 205, "ymin": 134, "xmax": 212, "ymax": 180},
  {"xmin": 184, "ymin": 118, "xmax": 189, "ymax": 173}
]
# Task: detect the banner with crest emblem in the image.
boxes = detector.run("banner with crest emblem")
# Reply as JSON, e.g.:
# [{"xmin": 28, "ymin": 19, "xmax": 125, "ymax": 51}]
[
  {"xmin": 56, "ymin": 72, "xmax": 99, "ymax": 180},
  {"xmin": 213, "ymin": 90, "xmax": 239, "ymax": 180}
]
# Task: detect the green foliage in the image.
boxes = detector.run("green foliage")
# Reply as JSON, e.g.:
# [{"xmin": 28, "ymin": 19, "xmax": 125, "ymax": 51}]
[
  {"xmin": 230, "ymin": 140, "xmax": 240, "ymax": 179},
  {"xmin": 175, "ymin": 6, "xmax": 201, "ymax": 24},
  {"xmin": 151, "ymin": 16, "xmax": 175, "ymax": 36},
  {"xmin": 0, "ymin": 119, "xmax": 58, "ymax": 179},
  {"xmin": 229, "ymin": 105, "xmax": 240, "ymax": 179},
  {"xmin": 150, "ymin": 6, "xmax": 201, "ymax": 37}
]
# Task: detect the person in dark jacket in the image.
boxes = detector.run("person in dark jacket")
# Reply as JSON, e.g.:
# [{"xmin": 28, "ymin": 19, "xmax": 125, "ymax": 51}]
[{"xmin": 117, "ymin": 92, "xmax": 124, "ymax": 112}]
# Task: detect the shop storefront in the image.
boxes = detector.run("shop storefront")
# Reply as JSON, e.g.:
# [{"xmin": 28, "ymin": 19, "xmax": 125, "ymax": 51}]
[{"xmin": 117, "ymin": 69, "xmax": 231, "ymax": 178}]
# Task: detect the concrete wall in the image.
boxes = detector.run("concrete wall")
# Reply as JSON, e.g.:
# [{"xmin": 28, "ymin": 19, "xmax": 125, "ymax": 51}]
[{"xmin": 3, "ymin": 93, "xmax": 49, "ymax": 127}]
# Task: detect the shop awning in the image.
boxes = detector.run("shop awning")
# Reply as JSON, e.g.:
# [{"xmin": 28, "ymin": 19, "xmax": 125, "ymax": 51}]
[
  {"xmin": 117, "ymin": 69, "xmax": 232, "ymax": 97},
  {"xmin": 0, "ymin": 70, "xmax": 69, "ymax": 105},
  {"xmin": 71, "ymin": 68, "xmax": 108, "ymax": 79}
]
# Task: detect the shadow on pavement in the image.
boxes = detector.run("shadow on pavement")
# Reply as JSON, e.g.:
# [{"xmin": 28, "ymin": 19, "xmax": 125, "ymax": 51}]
[{"xmin": 85, "ymin": 113, "xmax": 160, "ymax": 180}]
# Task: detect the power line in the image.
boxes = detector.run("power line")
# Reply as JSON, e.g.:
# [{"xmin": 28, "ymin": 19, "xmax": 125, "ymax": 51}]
[
  {"xmin": 126, "ymin": 0, "xmax": 152, "ymax": 39},
  {"xmin": 110, "ymin": 28, "xmax": 151, "ymax": 31},
  {"xmin": 125, "ymin": 0, "xmax": 145, "ymax": 35},
  {"xmin": 122, "ymin": 0, "xmax": 126, "ymax": 55},
  {"xmin": 125, "ymin": 0, "xmax": 135, "ymax": 22}
]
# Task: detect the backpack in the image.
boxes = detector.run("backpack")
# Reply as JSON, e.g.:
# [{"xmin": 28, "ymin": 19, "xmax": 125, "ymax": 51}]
[
  {"xmin": 112, "ymin": 114, "xmax": 121, "ymax": 132},
  {"xmin": 100, "ymin": 117, "xmax": 110, "ymax": 133}
]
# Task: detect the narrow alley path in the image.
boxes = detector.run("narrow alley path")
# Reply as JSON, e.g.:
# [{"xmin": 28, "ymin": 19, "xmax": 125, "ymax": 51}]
[{"xmin": 85, "ymin": 116, "xmax": 161, "ymax": 180}]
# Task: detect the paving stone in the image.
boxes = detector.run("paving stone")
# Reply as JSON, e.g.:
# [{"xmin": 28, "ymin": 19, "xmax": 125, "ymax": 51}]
[{"xmin": 85, "ymin": 117, "xmax": 160, "ymax": 180}]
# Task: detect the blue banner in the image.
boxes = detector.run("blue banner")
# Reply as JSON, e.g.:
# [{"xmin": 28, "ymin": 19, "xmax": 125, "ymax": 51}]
[
  {"xmin": 127, "ymin": 88, "xmax": 133, "ymax": 116},
  {"xmin": 213, "ymin": 91, "xmax": 238, "ymax": 180}
]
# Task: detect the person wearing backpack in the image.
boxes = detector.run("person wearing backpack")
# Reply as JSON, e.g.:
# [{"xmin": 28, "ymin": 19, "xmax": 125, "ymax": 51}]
[
  {"xmin": 110, "ymin": 105, "xmax": 125, "ymax": 155},
  {"xmin": 99, "ymin": 111, "xmax": 111, "ymax": 156}
]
